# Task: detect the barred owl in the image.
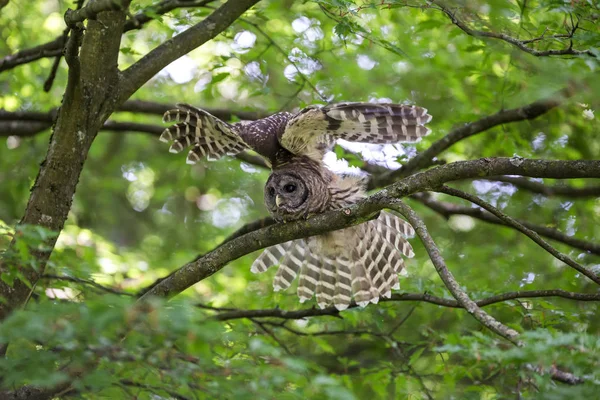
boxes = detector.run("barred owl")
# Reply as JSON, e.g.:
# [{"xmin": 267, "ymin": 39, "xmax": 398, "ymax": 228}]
[{"xmin": 161, "ymin": 102, "xmax": 432, "ymax": 310}]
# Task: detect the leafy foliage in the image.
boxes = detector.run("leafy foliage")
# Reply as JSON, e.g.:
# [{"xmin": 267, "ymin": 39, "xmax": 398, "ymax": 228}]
[{"xmin": 0, "ymin": 0, "xmax": 599, "ymax": 399}]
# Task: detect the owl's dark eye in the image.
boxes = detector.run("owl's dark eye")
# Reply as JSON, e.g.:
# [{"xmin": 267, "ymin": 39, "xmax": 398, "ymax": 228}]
[
  {"xmin": 268, "ymin": 187, "xmax": 275, "ymax": 196},
  {"xmin": 284, "ymin": 183, "xmax": 296, "ymax": 193}
]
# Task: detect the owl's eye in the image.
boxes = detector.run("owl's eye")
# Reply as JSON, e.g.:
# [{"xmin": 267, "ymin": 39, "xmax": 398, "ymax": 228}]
[
  {"xmin": 283, "ymin": 183, "xmax": 296, "ymax": 193},
  {"xmin": 268, "ymin": 187, "xmax": 275, "ymax": 196}
]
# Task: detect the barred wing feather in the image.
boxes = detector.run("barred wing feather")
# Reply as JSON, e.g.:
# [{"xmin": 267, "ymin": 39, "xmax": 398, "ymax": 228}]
[
  {"xmin": 160, "ymin": 103, "xmax": 250, "ymax": 163},
  {"xmin": 281, "ymin": 102, "xmax": 432, "ymax": 161}
]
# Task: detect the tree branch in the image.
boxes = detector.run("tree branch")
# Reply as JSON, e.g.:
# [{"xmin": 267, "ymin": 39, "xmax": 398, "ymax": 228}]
[
  {"xmin": 0, "ymin": 5, "xmax": 129, "ymax": 321},
  {"xmin": 41, "ymin": 274, "xmax": 134, "ymax": 296},
  {"xmin": 118, "ymin": 99, "xmax": 267, "ymax": 120},
  {"xmin": 437, "ymin": 186, "xmax": 600, "ymax": 286},
  {"xmin": 411, "ymin": 193, "xmax": 600, "ymax": 255},
  {"xmin": 391, "ymin": 200, "xmax": 520, "ymax": 343},
  {"xmin": 0, "ymin": 0, "xmax": 216, "ymax": 74},
  {"xmin": 64, "ymin": 0, "xmax": 129, "ymax": 27},
  {"xmin": 0, "ymin": 101, "xmax": 268, "ymax": 138},
  {"xmin": 237, "ymin": 16, "xmax": 326, "ymax": 101},
  {"xmin": 482, "ymin": 176, "xmax": 600, "ymax": 198},
  {"xmin": 370, "ymin": 86, "xmax": 575, "ymax": 189},
  {"xmin": 140, "ymin": 157, "xmax": 600, "ymax": 301},
  {"xmin": 0, "ymin": 382, "xmax": 73, "ymax": 400},
  {"xmin": 117, "ymin": 0, "xmax": 261, "ymax": 104},
  {"xmin": 207, "ymin": 289, "xmax": 600, "ymax": 321},
  {"xmin": 123, "ymin": 0, "xmax": 214, "ymax": 31},
  {"xmin": 432, "ymin": 1, "xmax": 596, "ymax": 58},
  {"xmin": 0, "ymin": 37, "xmax": 63, "ymax": 73}
]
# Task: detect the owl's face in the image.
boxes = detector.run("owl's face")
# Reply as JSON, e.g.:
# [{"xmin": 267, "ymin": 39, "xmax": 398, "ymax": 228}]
[{"xmin": 264, "ymin": 172, "xmax": 309, "ymax": 221}]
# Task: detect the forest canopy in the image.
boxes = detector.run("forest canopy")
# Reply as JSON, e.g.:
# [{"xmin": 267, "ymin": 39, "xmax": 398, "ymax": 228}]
[{"xmin": 0, "ymin": 0, "xmax": 599, "ymax": 399}]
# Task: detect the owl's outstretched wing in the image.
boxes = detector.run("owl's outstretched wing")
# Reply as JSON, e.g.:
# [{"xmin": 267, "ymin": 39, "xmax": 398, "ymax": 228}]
[
  {"xmin": 280, "ymin": 102, "xmax": 432, "ymax": 161},
  {"xmin": 160, "ymin": 104, "xmax": 250, "ymax": 164}
]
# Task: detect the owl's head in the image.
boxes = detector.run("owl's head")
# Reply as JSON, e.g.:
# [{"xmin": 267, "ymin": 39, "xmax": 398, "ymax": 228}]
[
  {"xmin": 264, "ymin": 165, "xmax": 329, "ymax": 221},
  {"xmin": 264, "ymin": 172, "xmax": 309, "ymax": 221}
]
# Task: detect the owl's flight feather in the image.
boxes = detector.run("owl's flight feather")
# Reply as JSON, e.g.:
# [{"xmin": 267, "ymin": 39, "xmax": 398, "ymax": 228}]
[
  {"xmin": 281, "ymin": 102, "xmax": 432, "ymax": 161},
  {"xmin": 160, "ymin": 102, "xmax": 431, "ymax": 165},
  {"xmin": 160, "ymin": 101, "xmax": 431, "ymax": 309},
  {"xmin": 161, "ymin": 104, "xmax": 250, "ymax": 164}
]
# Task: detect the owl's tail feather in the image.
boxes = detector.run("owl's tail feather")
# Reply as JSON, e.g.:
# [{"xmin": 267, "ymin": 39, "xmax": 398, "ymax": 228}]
[
  {"xmin": 297, "ymin": 251, "xmax": 321, "ymax": 303},
  {"xmin": 250, "ymin": 211, "xmax": 413, "ymax": 310},
  {"xmin": 316, "ymin": 257, "xmax": 336, "ymax": 309},
  {"xmin": 366, "ymin": 221, "xmax": 405, "ymax": 297},
  {"xmin": 350, "ymin": 261, "xmax": 377, "ymax": 308},
  {"xmin": 272, "ymin": 240, "xmax": 305, "ymax": 292},
  {"xmin": 250, "ymin": 242, "xmax": 292, "ymax": 274},
  {"xmin": 161, "ymin": 104, "xmax": 249, "ymax": 163},
  {"xmin": 333, "ymin": 258, "xmax": 353, "ymax": 310}
]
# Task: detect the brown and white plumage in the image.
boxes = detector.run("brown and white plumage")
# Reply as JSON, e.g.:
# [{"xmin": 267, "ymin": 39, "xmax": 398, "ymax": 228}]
[
  {"xmin": 161, "ymin": 101, "xmax": 432, "ymax": 310},
  {"xmin": 251, "ymin": 211, "xmax": 415, "ymax": 310}
]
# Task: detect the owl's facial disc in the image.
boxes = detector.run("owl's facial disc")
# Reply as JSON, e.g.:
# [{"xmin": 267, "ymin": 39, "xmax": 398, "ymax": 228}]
[{"xmin": 265, "ymin": 173, "xmax": 309, "ymax": 221}]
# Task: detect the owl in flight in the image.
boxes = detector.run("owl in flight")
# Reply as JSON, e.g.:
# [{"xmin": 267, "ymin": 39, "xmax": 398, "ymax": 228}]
[{"xmin": 161, "ymin": 102, "xmax": 432, "ymax": 310}]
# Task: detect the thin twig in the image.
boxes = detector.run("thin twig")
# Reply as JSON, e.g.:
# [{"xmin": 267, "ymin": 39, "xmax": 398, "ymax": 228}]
[
  {"xmin": 370, "ymin": 85, "xmax": 575, "ymax": 189},
  {"xmin": 250, "ymin": 318, "xmax": 293, "ymax": 355},
  {"xmin": 204, "ymin": 290, "xmax": 600, "ymax": 320},
  {"xmin": 411, "ymin": 193, "xmax": 600, "ymax": 255},
  {"xmin": 237, "ymin": 17, "xmax": 327, "ymax": 102},
  {"xmin": 437, "ymin": 186, "xmax": 600, "ymax": 286},
  {"xmin": 390, "ymin": 200, "xmax": 521, "ymax": 343},
  {"xmin": 41, "ymin": 274, "xmax": 134, "ymax": 296},
  {"xmin": 432, "ymin": 1, "xmax": 596, "ymax": 58}
]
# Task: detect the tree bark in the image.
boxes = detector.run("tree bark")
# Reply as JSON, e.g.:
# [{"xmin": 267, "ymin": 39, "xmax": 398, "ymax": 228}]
[{"xmin": 0, "ymin": 7, "xmax": 127, "ymax": 321}]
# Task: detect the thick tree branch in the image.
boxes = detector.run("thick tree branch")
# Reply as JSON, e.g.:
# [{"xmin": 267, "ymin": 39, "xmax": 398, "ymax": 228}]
[
  {"xmin": 117, "ymin": 0, "xmax": 261, "ymax": 104},
  {"xmin": 412, "ymin": 193, "xmax": 600, "ymax": 255},
  {"xmin": 140, "ymin": 157, "xmax": 600, "ymax": 301},
  {"xmin": 0, "ymin": 6, "xmax": 129, "ymax": 321},
  {"xmin": 64, "ymin": 0, "xmax": 129, "ymax": 27},
  {"xmin": 437, "ymin": 186, "xmax": 600, "ymax": 286},
  {"xmin": 482, "ymin": 176, "xmax": 600, "ymax": 198},
  {"xmin": 370, "ymin": 86, "xmax": 574, "ymax": 189}
]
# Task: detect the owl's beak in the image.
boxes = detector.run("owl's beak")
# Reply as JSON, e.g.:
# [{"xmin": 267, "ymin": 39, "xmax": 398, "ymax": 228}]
[{"xmin": 275, "ymin": 195, "xmax": 283, "ymax": 207}]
